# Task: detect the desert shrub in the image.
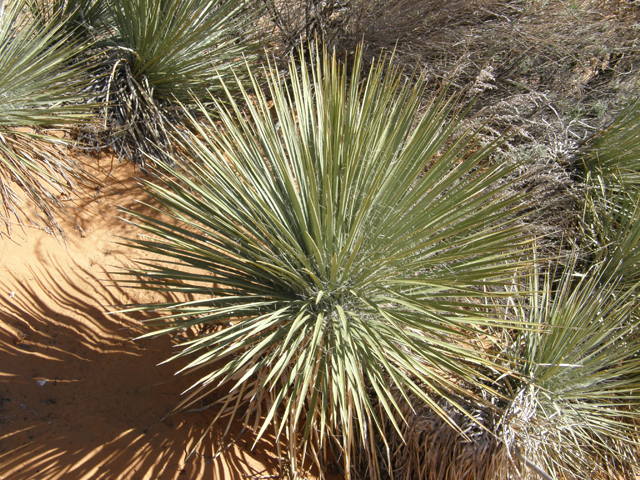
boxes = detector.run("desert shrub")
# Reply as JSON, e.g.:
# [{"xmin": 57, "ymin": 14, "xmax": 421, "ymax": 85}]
[
  {"xmin": 102, "ymin": 0, "xmax": 261, "ymax": 164},
  {"xmin": 119, "ymin": 45, "xmax": 534, "ymax": 478},
  {"xmin": 262, "ymin": 0, "xmax": 639, "ymax": 110},
  {"xmin": 0, "ymin": 0, "xmax": 95, "ymax": 235},
  {"xmin": 574, "ymin": 94, "xmax": 640, "ymax": 289},
  {"xmin": 579, "ymin": 95, "xmax": 640, "ymax": 193},
  {"xmin": 31, "ymin": 0, "xmax": 262, "ymax": 165},
  {"xmin": 501, "ymin": 260, "xmax": 640, "ymax": 480},
  {"xmin": 262, "ymin": 0, "xmax": 506, "ymax": 67},
  {"xmin": 446, "ymin": 0, "xmax": 640, "ymax": 257}
]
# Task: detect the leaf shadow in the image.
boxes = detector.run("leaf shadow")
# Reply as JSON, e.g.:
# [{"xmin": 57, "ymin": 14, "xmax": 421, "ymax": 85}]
[{"xmin": 0, "ymin": 253, "xmax": 281, "ymax": 479}]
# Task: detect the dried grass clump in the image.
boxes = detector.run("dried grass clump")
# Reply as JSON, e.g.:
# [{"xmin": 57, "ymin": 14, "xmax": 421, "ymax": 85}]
[
  {"xmin": 457, "ymin": 0, "xmax": 640, "ymax": 255},
  {"xmin": 373, "ymin": 391, "xmax": 508, "ymax": 480},
  {"xmin": 495, "ymin": 141, "xmax": 586, "ymax": 254},
  {"xmin": 262, "ymin": 0, "xmax": 506, "ymax": 67},
  {"xmin": 464, "ymin": 1, "xmax": 639, "ymax": 141},
  {"xmin": 502, "ymin": 386, "xmax": 640, "ymax": 480},
  {"xmin": 263, "ymin": 1, "xmax": 639, "ymax": 107},
  {"xmin": 263, "ymin": 0, "xmax": 640, "ymax": 155}
]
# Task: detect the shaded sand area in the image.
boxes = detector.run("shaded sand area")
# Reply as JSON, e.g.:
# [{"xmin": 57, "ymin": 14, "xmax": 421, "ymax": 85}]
[{"xmin": 0, "ymin": 156, "xmax": 284, "ymax": 479}]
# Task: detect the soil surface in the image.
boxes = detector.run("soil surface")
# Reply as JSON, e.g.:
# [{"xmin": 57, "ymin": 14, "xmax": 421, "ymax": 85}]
[{"xmin": 0, "ymin": 155, "xmax": 286, "ymax": 480}]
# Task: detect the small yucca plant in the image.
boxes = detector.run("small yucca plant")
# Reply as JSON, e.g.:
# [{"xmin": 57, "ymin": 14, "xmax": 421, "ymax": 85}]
[
  {"xmin": 503, "ymin": 260, "xmax": 640, "ymax": 480},
  {"xmin": 578, "ymin": 96, "xmax": 640, "ymax": 290},
  {"xmin": 120, "ymin": 46, "xmax": 533, "ymax": 478},
  {"xmin": 106, "ymin": 0, "xmax": 257, "ymax": 103},
  {"xmin": 0, "ymin": 0, "xmax": 94, "ymax": 235},
  {"xmin": 584, "ymin": 190, "xmax": 640, "ymax": 290},
  {"xmin": 99, "ymin": 0, "xmax": 260, "ymax": 164},
  {"xmin": 579, "ymin": 95, "xmax": 640, "ymax": 194}
]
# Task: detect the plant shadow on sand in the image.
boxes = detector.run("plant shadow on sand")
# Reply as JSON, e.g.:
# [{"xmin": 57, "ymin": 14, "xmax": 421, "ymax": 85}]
[{"xmin": 0, "ymin": 155, "xmax": 282, "ymax": 480}]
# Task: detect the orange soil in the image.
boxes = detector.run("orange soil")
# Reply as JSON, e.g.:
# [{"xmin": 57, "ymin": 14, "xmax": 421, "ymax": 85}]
[{"xmin": 0, "ymin": 155, "xmax": 286, "ymax": 480}]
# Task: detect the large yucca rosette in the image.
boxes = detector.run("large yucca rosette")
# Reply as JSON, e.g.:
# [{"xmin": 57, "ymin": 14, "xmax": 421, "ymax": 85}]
[{"xmin": 118, "ymin": 45, "xmax": 533, "ymax": 478}]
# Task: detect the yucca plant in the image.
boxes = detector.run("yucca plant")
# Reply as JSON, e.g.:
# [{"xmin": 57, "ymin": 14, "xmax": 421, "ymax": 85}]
[
  {"xmin": 0, "ymin": 0, "xmax": 94, "ymax": 235},
  {"xmin": 578, "ymin": 95, "xmax": 640, "ymax": 194},
  {"xmin": 120, "ymin": 46, "xmax": 533, "ymax": 478},
  {"xmin": 577, "ymin": 95, "xmax": 640, "ymax": 290},
  {"xmin": 502, "ymin": 260, "xmax": 640, "ymax": 480},
  {"xmin": 95, "ymin": 0, "xmax": 260, "ymax": 164},
  {"xmin": 583, "ymin": 188, "xmax": 640, "ymax": 290},
  {"xmin": 107, "ymin": 0, "xmax": 256, "ymax": 103}
]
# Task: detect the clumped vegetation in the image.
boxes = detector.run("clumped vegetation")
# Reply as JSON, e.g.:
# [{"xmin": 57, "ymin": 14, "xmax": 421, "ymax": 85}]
[
  {"xmin": 0, "ymin": 0, "xmax": 94, "ymax": 235},
  {"xmin": 2, "ymin": 0, "xmax": 640, "ymax": 479},
  {"xmin": 502, "ymin": 260, "xmax": 640, "ymax": 480},
  {"xmin": 120, "ymin": 46, "xmax": 533, "ymax": 479},
  {"xmin": 92, "ymin": 0, "xmax": 259, "ymax": 164},
  {"xmin": 31, "ymin": 0, "xmax": 260, "ymax": 164}
]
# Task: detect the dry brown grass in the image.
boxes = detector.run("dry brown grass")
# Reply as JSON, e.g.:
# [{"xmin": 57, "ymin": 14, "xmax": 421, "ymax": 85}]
[
  {"xmin": 261, "ymin": 0, "xmax": 640, "ymax": 160},
  {"xmin": 368, "ymin": 390, "xmax": 508, "ymax": 480}
]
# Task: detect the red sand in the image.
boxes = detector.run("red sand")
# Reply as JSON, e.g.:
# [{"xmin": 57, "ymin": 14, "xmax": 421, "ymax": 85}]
[{"xmin": 0, "ymin": 155, "xmax": 285, "ymax": 479}]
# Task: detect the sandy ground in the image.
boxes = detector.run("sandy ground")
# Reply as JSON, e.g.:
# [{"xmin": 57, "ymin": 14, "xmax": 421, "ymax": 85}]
[{"xmin": 0, "ymin": 155, "xmax": 286, "ymax": 479}]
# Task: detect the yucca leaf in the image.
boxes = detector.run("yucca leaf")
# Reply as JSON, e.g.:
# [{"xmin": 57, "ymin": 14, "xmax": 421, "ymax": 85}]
[
  {"xmin": 582, "ymin": 176, "xmax": 640, "ymax": 291},
  {"xmin": 578, "ymin": 94, "xmax": 640, "ymax": 291},
  {"xmin": 579, "ymin": 95, "xmax": 640, "ymax": 194},
  {"xmin": 0, "ymin": 0, "xmax": 95, "ymax": 235}
]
